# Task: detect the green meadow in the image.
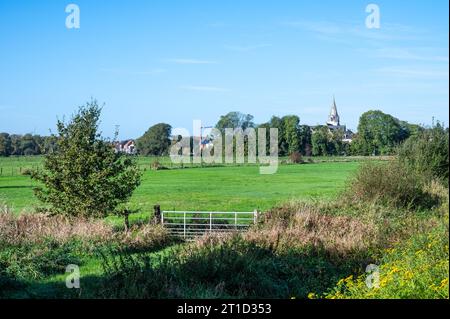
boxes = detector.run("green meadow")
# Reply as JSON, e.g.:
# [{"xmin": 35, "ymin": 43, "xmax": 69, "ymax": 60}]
[{"xmin": 0, "ymin": 156, "xmax": 359, "ymax": 215}]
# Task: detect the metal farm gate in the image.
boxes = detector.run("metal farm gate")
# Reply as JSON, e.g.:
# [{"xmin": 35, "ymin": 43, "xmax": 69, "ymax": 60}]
[{"xmin": 161, "ymin": 210, "xmax": 258, "ymax": 239}]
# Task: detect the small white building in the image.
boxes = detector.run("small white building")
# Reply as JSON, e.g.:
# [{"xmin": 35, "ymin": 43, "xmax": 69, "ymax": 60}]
[{"xmin": 115, "ymin": 140, "xmax": 136, "ymax": 154}]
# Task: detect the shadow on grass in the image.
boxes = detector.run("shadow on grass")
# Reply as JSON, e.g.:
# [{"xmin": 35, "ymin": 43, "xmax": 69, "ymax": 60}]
[
  {"xmin": 0, "ymin": 185, "xmax": 34, "ymax": 189},
  {"xmin": 1, "ymin": 236, "xmax": 369, "ymax": 299},
  {"xmin": 97, "ymin": 237, "xmax": 370, "ymax": 299},
  {"xmin": 0, "ymin": 240, "xmax": 181, "ymax": 299}
]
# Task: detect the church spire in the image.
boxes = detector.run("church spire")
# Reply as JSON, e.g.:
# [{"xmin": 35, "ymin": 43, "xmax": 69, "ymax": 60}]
[{"xmin": 327, "ymin": 96, "xmax": 340, "ymax": 126}]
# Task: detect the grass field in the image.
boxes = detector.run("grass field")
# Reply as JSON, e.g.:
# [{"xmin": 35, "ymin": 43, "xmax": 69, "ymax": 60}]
[{"xmin": 0, "ymin": 156, "xmax": 359, "ymax": 216}]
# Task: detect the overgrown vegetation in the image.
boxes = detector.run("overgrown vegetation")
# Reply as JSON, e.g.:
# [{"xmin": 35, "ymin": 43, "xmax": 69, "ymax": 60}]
[
  {"xmin": 98, "ymin": 202, "xmax": 379, "ymax": 298},
  {"xmin": 95, "ymin": 128, "xmax": 449, "ymax": 299}
]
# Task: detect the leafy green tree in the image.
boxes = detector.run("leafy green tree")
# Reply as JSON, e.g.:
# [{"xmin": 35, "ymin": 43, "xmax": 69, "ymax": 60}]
[
  {"xmin": 269, "ymin": 116, "xmax": 287, "ymax": 156},
  {"xmin": 9, "ymin": 134, "xmax": 22, "ymax": 155},
  {"xmin": 215, "ymin": 112, "xmax": 255, "ymax": 159},
  {"xmin": 32, "ymin": 100, "xmax": 141, "ymax": 217},
  {"xmin": 352, "ymin": 110, "xmax": 409, "ymax": 155},
  {"xmin": 215, "ymin": 112, "xmax": 255, "ymax": 133},
  {"xmin": 0, "ymin": 133, "xmax": 12, "ymax": 156},
  {"xmin": 282, "ymin": 115, "xmax": 301, "ymax": 155},
  {"xmin": 299, "ymin": 125, "xmax": 312, "ymax": 156},
  {"xmin": 329, "ymin": 128, "xmax": 346, "ymax": 155},
  {"xmin": 311, "ymin": 126, "xmax": 330, "ymax": 156},
  {"xmin": 20, "ymin": 134, "xmax": 40, "ymax": 155},
  {"xmin": 136, "ymin": 123, "xmax": 172, "ymax": 156}
]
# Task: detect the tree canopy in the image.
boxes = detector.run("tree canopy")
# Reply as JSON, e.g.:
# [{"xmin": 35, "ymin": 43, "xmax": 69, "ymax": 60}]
[
  {"xmin": 215, "ymin": 112, "xmax": 255, "ymax": 133},
  {"xmin": 351, "ymin": 110, "xmax": 410, "ymax": 155},
  {"xmin": 136, "ymin": 123, "xmax": 172, "ymax": 156}
]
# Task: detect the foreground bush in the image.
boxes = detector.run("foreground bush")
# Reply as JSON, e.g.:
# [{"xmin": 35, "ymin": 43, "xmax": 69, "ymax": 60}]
[
  {"xmin": 348, "ymin": 161, "xmax": 439, "ymax": 210},
  {"xmin": 398, "ymin": 122, "xmax": 449, "ymax": 184}
]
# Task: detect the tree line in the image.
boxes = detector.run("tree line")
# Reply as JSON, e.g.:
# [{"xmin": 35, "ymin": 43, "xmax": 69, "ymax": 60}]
[
  {"xmin": 0, "ymin": 109, "xmax": 437, "ymax": 157},
  {"xmin": 0, "ymin": 133, "xmax": 57, "ymax": 156},
  {"xmin": 135, "ymin": 110, "xmax": 428, "ymax": 157}
]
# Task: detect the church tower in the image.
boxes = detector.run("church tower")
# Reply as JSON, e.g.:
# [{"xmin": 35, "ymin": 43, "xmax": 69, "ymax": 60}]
[{"xmin": 327, "ymin": 96, "xmax": 340, "ymax": 127}]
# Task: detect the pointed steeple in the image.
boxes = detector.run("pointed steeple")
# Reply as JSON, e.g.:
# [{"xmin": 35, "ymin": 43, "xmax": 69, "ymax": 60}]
[{"xmin": 327, "ymin": 96, "xmax": 340, "ymax": 127}]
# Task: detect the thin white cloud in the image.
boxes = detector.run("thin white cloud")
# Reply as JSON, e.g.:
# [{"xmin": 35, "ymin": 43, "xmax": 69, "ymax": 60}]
[
  {"xmin": 282, "ymin": 20, "xmax": 424, "ymax": 41},
  {"xmin": 166, "ymin": 58, "xmax": 217, "ymax": 64},
  {"xmin": 180, "ymin": 85, "xmax": 230, "ymax": 92}
]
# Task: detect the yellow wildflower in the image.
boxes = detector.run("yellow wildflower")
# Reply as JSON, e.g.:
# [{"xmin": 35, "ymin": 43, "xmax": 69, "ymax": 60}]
[{"xmin": 403, "ymin": 271, "xmax": 413, "ymax": 280}]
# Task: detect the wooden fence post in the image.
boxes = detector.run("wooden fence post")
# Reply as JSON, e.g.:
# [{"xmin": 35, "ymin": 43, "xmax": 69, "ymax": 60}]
[
  {"xmin": 123, "ymin": 209, "xmax": 130, "ymax": 232},
  {"xmin": 153, "ymin": 205, "xmax": 161, "ymax": 224}
]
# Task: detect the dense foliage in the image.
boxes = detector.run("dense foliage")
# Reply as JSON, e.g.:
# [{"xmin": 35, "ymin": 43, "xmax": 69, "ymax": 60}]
[
  {"xmin": 311, "ymin": 126, "xmax": 348, "ymax": 156},
  {"xmin": 31, "ymin": 101, "xmax": 141, "ymax": 217},
  {"xmin": 136, "ymin": 123, "xmax": 172, "ymax": 156},
  {"xmin": 398, "ymin": 122, "xmax": 449, "ymax": 184},
  {"xmin": 215, "ymin": 111, "xmax": 255, "ymax": 134},
  {"xmin": 350, "ymin": 110, "xmax": 412, "ymax": 155},
  {"xmin": 0, "ymin": 133, "xmax": 57, "ymax": 156},
  {"xmin": 348, "ymin": 161, "xmax": 439, "ymax": 210}
]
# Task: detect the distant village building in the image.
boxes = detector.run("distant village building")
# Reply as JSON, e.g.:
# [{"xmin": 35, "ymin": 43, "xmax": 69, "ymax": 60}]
[{"xmin": 114, "ymin": 139, "xmax": 136, "ymax": 154}]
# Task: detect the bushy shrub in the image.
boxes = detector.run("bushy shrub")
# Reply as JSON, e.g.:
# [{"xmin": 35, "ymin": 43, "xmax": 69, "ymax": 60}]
[
  {"xmin": 150, "ymin": 160, "xmax": 168, "ymax": 171},
  {"xmin": 348, "ymin": 161, "xmax": 439, "ymax": 210},
  {"xmin": 0, "ymin": 239, "xmax": 87, "ymax": 282},
  {"xmin": 289, "ymin": 151, "xmax": 303, "ymax": 164},
  {"xmin": 31, "ymin": 100, "xmax": 142, "ymax": 218},
  {"xmin": 398, "ymin": 123, "xmax": 449, "ymax": 184},
  {"xmin": 21, "ymin": 168, "xmax": 32, "ymax": 176}
]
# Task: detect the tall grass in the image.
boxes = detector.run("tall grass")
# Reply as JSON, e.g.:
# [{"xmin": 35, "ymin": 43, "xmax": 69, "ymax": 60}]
[
  {"xmin": 0, "ymin": 209, "xmax": 174, "ymax": 298},
  {"xmin": 97, "ymin": 201, "xmax": 384, "ymax": 299}
]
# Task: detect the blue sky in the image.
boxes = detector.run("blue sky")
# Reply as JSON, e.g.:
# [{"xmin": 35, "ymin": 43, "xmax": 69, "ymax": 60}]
[{"xmin": 0, "ymin": 0, "xmax": 448, "ymax": 139}]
